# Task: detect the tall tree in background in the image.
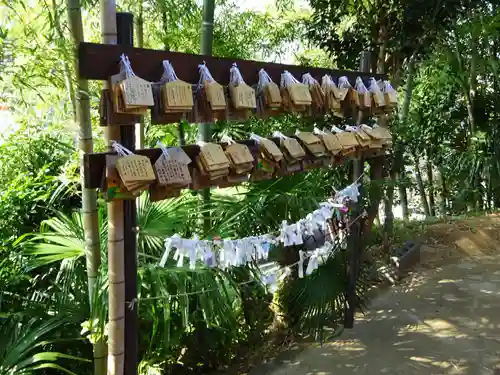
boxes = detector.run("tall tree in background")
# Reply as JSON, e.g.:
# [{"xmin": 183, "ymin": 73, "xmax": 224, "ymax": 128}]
[{"xmin": 306, "ymin": 0, "xmax": 487, "ymax": 251}]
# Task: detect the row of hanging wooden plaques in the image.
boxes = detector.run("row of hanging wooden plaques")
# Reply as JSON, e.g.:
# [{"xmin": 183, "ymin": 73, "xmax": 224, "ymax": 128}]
[
  {"xmin": 79, "ymin": 42, "xmax": 390, "ymax": 201},
  {"xmin": 84, "ymin": 129, "xmax": 389, "ymax": 201},
  {"xmin": 101, "ymin": 63, "xmax": 396, "ymax": 126}
]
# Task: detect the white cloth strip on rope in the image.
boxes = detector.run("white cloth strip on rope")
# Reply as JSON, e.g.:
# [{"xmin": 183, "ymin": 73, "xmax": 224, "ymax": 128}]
[
  {"xmin": 160, "ymin": 182, "xmax": 360, "ymax": 272},
  {"xmin": 128, "ymin": 210, "xmax": 364, "ymax": 310}
]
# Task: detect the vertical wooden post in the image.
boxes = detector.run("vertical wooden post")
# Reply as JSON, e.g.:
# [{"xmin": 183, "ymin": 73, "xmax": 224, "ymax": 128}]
[
  {"xmin": 344, "ymin": 50, "xmax": 370, "ymax": 329},
  {"xmin": 115, "ymin": 12, "xmax": 139, "ymax": 375}
]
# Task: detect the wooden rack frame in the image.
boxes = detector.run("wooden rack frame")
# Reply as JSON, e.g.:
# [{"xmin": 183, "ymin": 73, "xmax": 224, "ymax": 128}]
[
  {"xmin": 79, "ymin": 42, "xmax": 385, "ymax": 86},
  {"xmin": 79, "ymin": 14, "xmax": 386, "ymax": 375},
  {"xmin": 84, "ymin": 138, "xmax": 386, "ymax": 190}
]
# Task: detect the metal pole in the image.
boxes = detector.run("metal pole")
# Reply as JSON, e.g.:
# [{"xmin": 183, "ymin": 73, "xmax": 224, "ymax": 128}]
[
  {"xmin": 116, "ymin": 12, "xmax": 138, "ymax": 375},
  {"xmin": 344, "ymin": 50, "xmax": 370, "ymax": 329},
  {"xmin": 198, "ymin": 0, "xmax": 215, "ymax": 233}
]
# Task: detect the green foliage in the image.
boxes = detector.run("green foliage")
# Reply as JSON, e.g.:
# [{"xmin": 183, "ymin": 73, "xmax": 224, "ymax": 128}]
[
  {"xmin": 6, "ymin": 0, "xmax": 500, "ymax": 374},
  {"xmin": 306, "ymin": 0, "xmax": 486, "ymax": 72},
  {"xmin": 0, "ymin": 314, "xmax": 90, "ymax": 375},
  {"xmin": 277, "ymin": 250, "xmax": 370, "ymax": 341}
]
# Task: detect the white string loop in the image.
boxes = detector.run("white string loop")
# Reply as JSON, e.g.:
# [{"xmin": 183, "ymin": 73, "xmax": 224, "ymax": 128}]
[
  {"xmin": 280, "ymin": 70, "xmax": 300, "ymax": 88},
  {"xmin": 257, "ymin": 68, "xmax": 273, "ymax": 93},
  {"xmin": 119, "ymin": 54, "xmax": 136, "ymax": 78},
  {"xmin": 272, "ymin": 131, "xmax": 289, "ymax": 140},
  {"xmin": 197, "ymin": 62, "xmax": 215, "ymax": 88},
  {"xmin": 160, "ymin": 60, "xmax": 178, "ymax": 82},
  {"xmin": 111, "ymin": 141, "xmax": 133, "ymax": 156},
  {"xmin": 338, "ymin": 76, "xmax": 352, "ymax": 88},
  {"xmin": 229, "ymin": 63, "xmax": 245, "ymax": 85},
  {"xmin": 302, "ymin": 73, "xmax": 318, "ymax": 86},
  {"xmin": 355, "ymin": 77, "xmax": 368, "ymax": 93},
  {"xmin": 220, "ymin": 135, "xmax": 234, "ymax": 144}
]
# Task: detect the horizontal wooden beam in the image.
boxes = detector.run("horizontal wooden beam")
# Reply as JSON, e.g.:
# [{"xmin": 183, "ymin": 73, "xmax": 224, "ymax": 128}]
[
  {"xmin": 84, "ymin": 137, "xmax": 386, "ymax": 190},
  {"xmin": 78, "ymin": 42, "xmax": 387, "ymax": 85}
]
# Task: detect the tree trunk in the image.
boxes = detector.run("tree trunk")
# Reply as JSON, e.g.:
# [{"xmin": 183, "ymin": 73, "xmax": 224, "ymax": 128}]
[
  {"xmin": 426, "ymin": 155, "xmax": 435, "ymax": 216},
  {"xmin": 436, "ymin": 167, "xmax": 447, "ymax": 217},
  {"xmin": 67, "ymin": 1, "xmax": 105, "ymax": 374},
  {"xmin": 399, "ymin": 178, "xmax": 409, "ymax": 220},
  {"xmin": 363, "ymin": 155, "xmax": 385, "ymax": 238},
  {"xmin": 397, "ymin": 54, "xmax": 416, "ymax": 221},
  {"xmin": 413, "ymin": 154, "xmax": 431, "ymax": 217},
  {"xmin": 382, "ymin": 51, "xmax": 414, "ymax": 252},
  {"xmin": 99, "ymin": 1, "xmax": 123, "ymax": 375}
]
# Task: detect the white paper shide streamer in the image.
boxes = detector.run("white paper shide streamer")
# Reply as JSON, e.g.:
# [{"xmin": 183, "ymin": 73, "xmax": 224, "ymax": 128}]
[{"xmin": 160, "ymin": 182, "xmax": 360, "ymax": 290}]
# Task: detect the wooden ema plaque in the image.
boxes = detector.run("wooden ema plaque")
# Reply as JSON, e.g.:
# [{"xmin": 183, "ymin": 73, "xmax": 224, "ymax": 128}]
[
  {"xmin": 151, "ymin": 84, "xmax": 186, "ymax": 124},
  {"xmin": 319, "ymin": 133, "xmax": 343, "ymax": 155},
  {"xmin": 335, "ymin": 132, "xmax": 359, "ymax": 156},
  {"xmin": 359, "ymin": 126, "xmax": 382, "ymax": 149},
  {"xmin": 112, "ymin": 83, "xmax": 148, "ymax": 115},
  {"xmin": 204, "ymin": 81, "xmax": 226, "ymax": 110},
  {"xmin": 296, "ymin": 132, "xmax": 326, "ymax": 156},
  {"xmin": 281, "ymin": 88, "xmax": 306, "ymax": 113},
  {"xmin": 288, "ymin": 83, "xmax": 312, "ymax": 106},
  {"xmin": 259, "ymin": 138, "xmax": 283, "ymax": 163},
  {"xmin": 281, "ymin": 138, "xmax": 306, "ymax": 160},
  {"xmin": 99, "ymin": 89, "xmax": 141, "ymax": 126},
  {"xmin": 264, "ymin": 82, "xmax": 282, "ymax": 108},
  {"xmin": 308, "ymin": 83, "xmax": 325, "ymax": 110},
  {"xmin": 225, "ymin": 143, "xmax": 254, "ymax": 173},
  {"xmin": 321, "ymin": 80, "xmax": 342, "ymax": 115},
  {"xmin": 370, "ymin": 126, "xmax": 393, "ymax": 147},
  {"xmin": 372, "ymin": 89, "xmax": 386, "ymax": 108},
  {"xmin": 337, "ymin": 87, "xmax": 349, "ymax": 101},
  {"xmin": 116, "ymin": 154, "xmax": 156, "ymax": 194},
  {"xmin": 353, "ymin": 129, "xmax": 372, "ymax": 148},
  {"xmin": 102, "ymin": 154, "xmax": 136, "ymax": 200},
  {"xmin": 229, "ymin": 83, "xmax": 256, "ymax": 109},
  {"xmin": 198, "ymin": 143, "xmax": 230, "ymax": 180},
  {"xmin": 154, "ymin": 154, "xmax": 192, "ymax": 187},
  {"xmin": 120, "ymin": 76, "xmax": 154, "ymax": 108},
  {"xmin": 358, "ymin": 91, "xmax": 372, "ymax": 109},
  {"xmin": 162, "ymin": 80, "xmax": 194, "ymax": 112}
]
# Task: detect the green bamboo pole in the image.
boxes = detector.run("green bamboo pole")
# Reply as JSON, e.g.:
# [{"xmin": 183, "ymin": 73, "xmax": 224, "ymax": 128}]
[
  {"xmin": 99, "ymin": 0, "xmax": 124, "ymax": 374},
  {"xmin": 199, "ymin": 0, "xmax": 215, "ymax": 234},
  {"xmin": 67, "ymin": 1, "xmax": 106, "ymax": 374}
]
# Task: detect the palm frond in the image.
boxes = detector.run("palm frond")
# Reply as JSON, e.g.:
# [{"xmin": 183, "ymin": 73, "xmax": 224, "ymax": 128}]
[{"xmin": 0, "ymin": 315, "xmax": 90, "ymax": 375}]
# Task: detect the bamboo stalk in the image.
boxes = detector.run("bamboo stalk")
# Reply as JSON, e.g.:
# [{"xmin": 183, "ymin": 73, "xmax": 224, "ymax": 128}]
[
  {"xmin": 199, "ymin": 0, "xmax": 216, "ymax": 234},
  {"xmin": 99, "ymin": 0, "xmax": 124, "ymax": 375},
  {"xmin": 52, "ymin": 0, "xmax": 77, "ymax": 119},
  {"xmin": 67, "ymin": 1, "xmax": 106, "ymax": 374},
  {"xmin": 107, "ymin": 199, "xmax": 125, "ymax": 375}
]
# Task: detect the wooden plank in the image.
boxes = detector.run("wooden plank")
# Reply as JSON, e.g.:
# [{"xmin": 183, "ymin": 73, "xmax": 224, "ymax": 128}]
[
  {"xmin": 84, "ymin": 138, "xmax": 386, "ymax": 190},
  {"xmin": 78, "ymin": 42, "xmax": 387, "ymax": 85}
]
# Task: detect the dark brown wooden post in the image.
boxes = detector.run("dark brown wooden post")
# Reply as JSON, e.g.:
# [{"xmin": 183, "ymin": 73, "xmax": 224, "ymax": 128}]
[
  {"xmin": 344, "ymin": 50, "xmax": 371, "ymax": 328},
  {"xmin": 116, "ymin": 12, "xmax": 138, "ymax": 375}
]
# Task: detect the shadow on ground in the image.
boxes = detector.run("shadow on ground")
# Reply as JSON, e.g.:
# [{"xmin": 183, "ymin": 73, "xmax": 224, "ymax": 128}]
[{"xmin": 250, "ymin": 255, "xmax": 500, "ymax": 375}]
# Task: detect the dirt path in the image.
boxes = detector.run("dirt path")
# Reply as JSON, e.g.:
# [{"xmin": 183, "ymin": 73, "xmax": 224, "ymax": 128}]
[{"xmin": 251, "ymin": 216, "xmax": 500, "ymax": 375}]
